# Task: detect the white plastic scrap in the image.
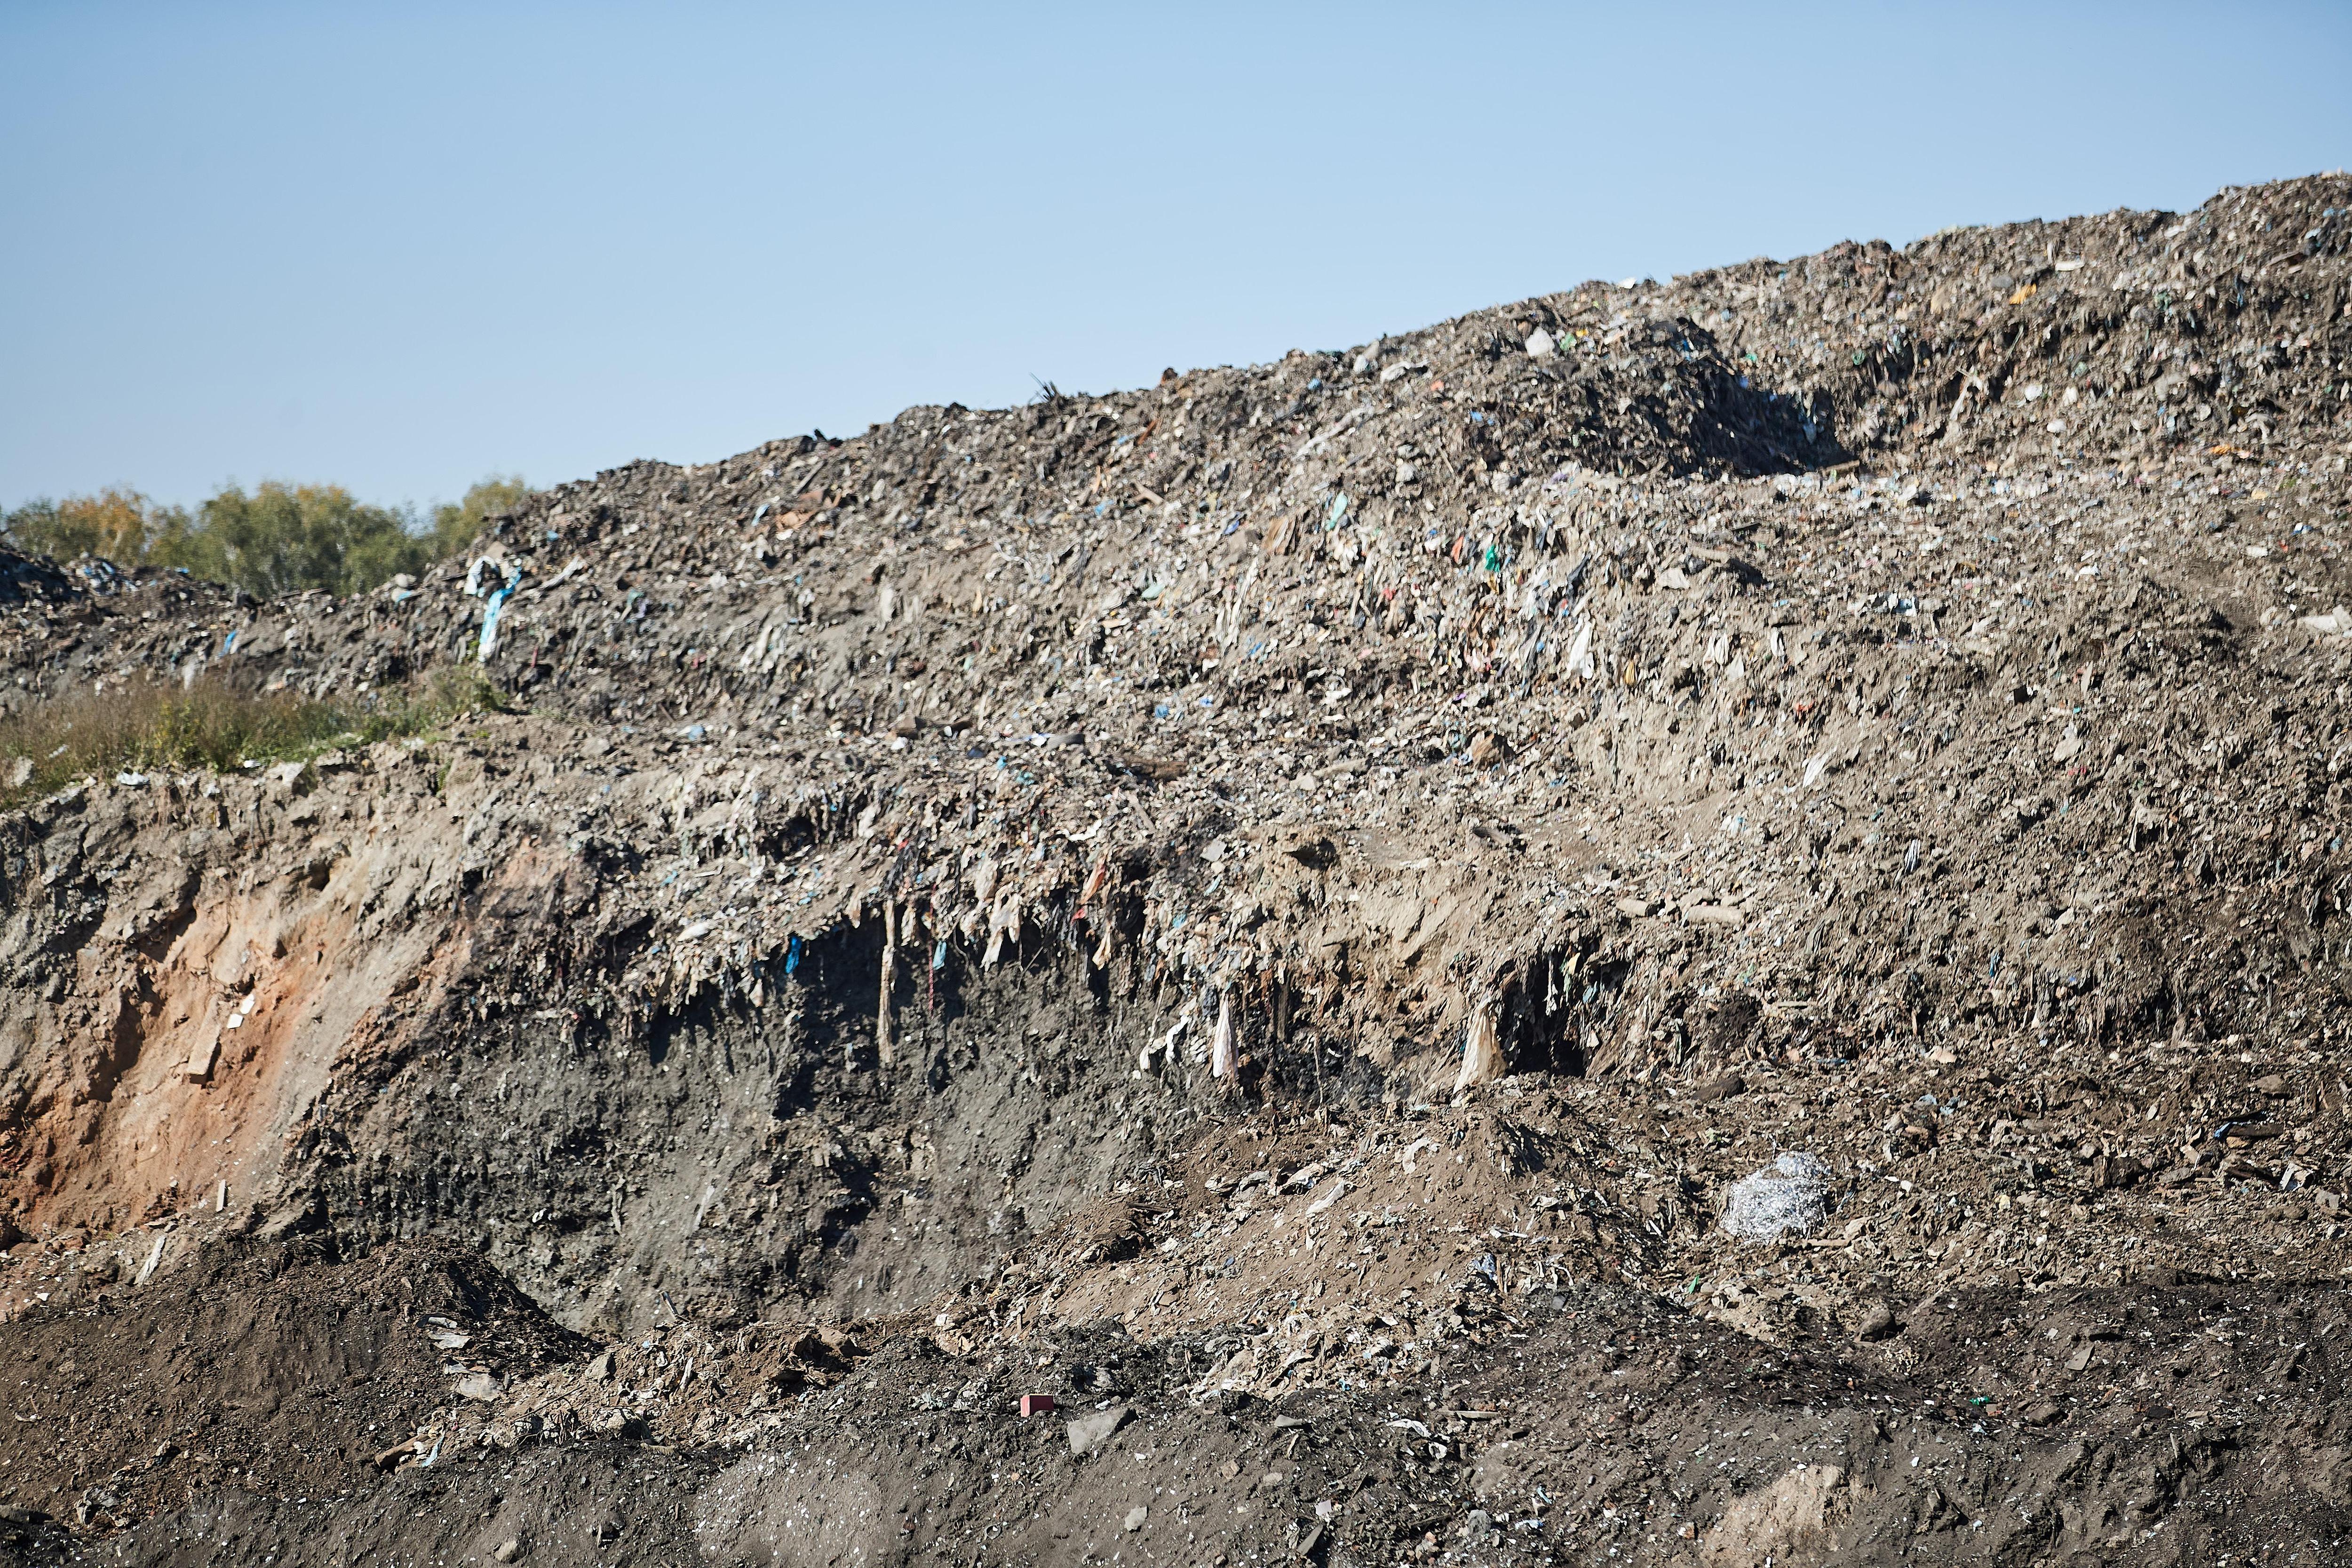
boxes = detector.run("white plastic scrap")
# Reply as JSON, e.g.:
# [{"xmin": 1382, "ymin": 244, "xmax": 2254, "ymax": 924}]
[
  {"xmin": 1211, "ymin": 991, "xmax": 1237, "ymax": 1079},
  {"xmin": 1142, "ymin": 1010, "xmax": 1189, "ymax": 1072},
  {"xmin": 1303, "ymin": 1177, "xmax": 1350, "ymax": 1216},
  {"xmin": 1722, "ymin": 1152, "xmax": 1831, "ymax": 1241},
  {"xmin": 982, "ymin": 891, "xmax": 1022, "ymax": 967},
  {"xmin": 1564, "ymin": 620, "xmax": 1595, "ymax": 681},
  {"xmin": 1454, "ymin": 1004, "xmax": 1503, "ymax": 1092}
]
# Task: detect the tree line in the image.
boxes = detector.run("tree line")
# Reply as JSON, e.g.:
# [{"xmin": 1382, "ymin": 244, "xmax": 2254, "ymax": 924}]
[{"xmin": 0, "ymin": 476, "xmax": 529, "ymax": 598}]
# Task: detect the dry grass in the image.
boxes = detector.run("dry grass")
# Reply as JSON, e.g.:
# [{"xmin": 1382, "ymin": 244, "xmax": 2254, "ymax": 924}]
[{"xmin": 0, "ymin": 666, "xmax": 505, "ymax": 807}]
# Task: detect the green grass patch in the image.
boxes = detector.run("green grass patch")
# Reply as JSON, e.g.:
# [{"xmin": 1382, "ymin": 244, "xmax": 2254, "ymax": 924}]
[{"xmin": 0, "ymin": 666, "xmax": 506, "ymax": 808}]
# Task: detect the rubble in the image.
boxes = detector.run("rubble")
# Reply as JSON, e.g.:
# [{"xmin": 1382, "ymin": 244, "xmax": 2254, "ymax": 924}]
[{"xmin": 0, "ymin": 173, "xmax": 2348, "ymax": 1563}]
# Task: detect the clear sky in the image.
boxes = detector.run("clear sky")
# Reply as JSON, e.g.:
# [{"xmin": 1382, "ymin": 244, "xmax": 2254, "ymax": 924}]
[{"xmin": 4, "ymin": 1, "xmax": 2347, "ymax": 514}]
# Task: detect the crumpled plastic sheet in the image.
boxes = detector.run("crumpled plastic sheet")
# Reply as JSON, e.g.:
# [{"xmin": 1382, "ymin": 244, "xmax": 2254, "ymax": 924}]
[{"xmin": 1722, "ymin": 1151, "xmax": 1830, "ymax": 1242}]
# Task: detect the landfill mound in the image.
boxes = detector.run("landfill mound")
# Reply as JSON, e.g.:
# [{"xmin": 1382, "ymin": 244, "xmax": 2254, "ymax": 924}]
[{"xmin": 0, "ymin": 174, "xmax": 2349, "ymax": 1565}]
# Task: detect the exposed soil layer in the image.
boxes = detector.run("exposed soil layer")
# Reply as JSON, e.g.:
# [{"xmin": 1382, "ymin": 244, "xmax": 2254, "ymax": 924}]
[
  {"xmin": 1, "ymin": 175, "xmax": 2351, "ymax": 1564},
  {"xmin": 15, "ymin": 1240, "xmax": 2352, "ymax": 1566}
]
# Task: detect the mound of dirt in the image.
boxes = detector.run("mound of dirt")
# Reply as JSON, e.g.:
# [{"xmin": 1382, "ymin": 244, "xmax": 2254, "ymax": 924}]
[
  {"xmin": 0, "ymin": 1237, "xmax": 581, "ymax": 1532},
  {"xmin": 1, "ymin": 174, "xmax": 2351, "ymax": 1564}
]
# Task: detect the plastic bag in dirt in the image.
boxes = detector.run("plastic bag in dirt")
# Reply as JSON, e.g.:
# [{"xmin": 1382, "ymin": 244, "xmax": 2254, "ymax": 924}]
[{"xmin": 1722, "ymin": 1152, "xmax": 1830, "ymax": 1241}]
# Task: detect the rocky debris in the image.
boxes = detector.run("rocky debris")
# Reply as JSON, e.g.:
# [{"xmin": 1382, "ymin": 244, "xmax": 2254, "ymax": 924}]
[
  {"xmin": 0, "ymin": 175, "xmax": 2350, "ymax": 1562},
  {"xmin": 0, "ymin": 1236, "xmax": 580, "ymax": 1531},
  {"xmin": 12, "ymin": 1240, "xmax": 2352, "ymax": 1566}
]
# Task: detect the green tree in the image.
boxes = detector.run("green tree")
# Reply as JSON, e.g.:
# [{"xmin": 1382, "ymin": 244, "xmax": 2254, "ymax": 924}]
[
  {"xmin": 147, "ymin": 481, "xmax": 423, "ymax": 598},
  {"xmin": 4, "ymin": 474, "xmax": 533, "ymax": 597},
  {"xmin": 428, "ymin": 474, "xmax": 531, "ymax": 559},
  {"xmin": 0, "ymin": 486, "xmax": 186, "ymax": 563}
]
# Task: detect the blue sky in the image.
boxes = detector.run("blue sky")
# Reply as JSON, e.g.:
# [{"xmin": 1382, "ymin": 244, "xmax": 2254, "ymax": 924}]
[{"xmin": 3, "ymin": 1, "xmax": 2347, "ymax": 513}]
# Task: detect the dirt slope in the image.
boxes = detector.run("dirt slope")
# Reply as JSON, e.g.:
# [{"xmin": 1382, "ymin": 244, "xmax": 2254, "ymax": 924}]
[{"xmin": 0, "ymin": 174, "xmax": 2349, "ymax": 1565}]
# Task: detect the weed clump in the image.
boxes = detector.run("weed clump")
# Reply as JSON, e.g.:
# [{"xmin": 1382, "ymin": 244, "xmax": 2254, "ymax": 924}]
[{"xmin": 0, "ymin": 667, "xmax": 504, "ymax": 807}]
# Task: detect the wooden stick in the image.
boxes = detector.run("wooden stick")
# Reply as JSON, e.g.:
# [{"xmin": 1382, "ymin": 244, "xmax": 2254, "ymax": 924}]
[{"xmin": 878, "ymin": 899, "xmax": 898, "ymax": 1068}]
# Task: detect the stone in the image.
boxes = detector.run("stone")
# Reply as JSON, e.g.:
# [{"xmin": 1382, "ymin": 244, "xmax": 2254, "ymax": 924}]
[
  {"xmin": 1700, "ymin": 1465, "xmax": 1849, "ymax": 1568},
  {"xmin": 453, "ymin": 1371, "xmax": 503, "ymax": 1402},
  {"xmin": 1065, "ymin": 1404, "xmax": 1131, "ymax": 1458}
]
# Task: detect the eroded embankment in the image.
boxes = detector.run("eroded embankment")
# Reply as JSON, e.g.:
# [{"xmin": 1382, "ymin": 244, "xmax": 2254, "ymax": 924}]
[{"xmin": 3, "ymin": 174, "xmax": 2352, "ymax": 1565}]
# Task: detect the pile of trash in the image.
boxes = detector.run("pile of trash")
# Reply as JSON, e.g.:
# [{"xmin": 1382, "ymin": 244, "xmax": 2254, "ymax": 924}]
[{"xmin": 0, "ymin": 172, "xmax": 2349, "ymax": 1567}]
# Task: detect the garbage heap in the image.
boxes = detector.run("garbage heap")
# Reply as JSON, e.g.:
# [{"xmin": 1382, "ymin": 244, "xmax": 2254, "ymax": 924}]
[{"xmin": 0, "ymin": 174, "xmax": 2348, "ymax": 1567}]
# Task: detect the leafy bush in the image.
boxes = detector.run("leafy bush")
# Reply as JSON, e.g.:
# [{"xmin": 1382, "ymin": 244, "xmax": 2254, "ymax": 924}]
[
  {"xmin": 427, "ymin": 475, "xmax": 531, "ymax": 561},
  {"xmin": 152, "ymin": 482, "xmax": 424, "ymax": 598},
  {"xmin": 0, "ymin": 666, "xmax": 507, "ymax": 808},
  {"xmin": 0, "ymin": 487, "xmax": 159, "ymax": 565},
  {"xmin": 0, "ymin": 475, "xmax": 529, "ymax": 598}
]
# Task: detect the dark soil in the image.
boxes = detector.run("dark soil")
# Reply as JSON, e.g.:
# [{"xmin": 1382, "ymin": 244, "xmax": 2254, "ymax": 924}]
[{"xmin": 14, "ymin": 1249, "xmax": 2352, "ymax": 1565}]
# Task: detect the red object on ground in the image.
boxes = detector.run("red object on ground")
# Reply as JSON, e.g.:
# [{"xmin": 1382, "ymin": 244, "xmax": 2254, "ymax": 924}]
[{"xmin": 1018, "ymin": 1394, "xmax": 1056, "ymax": 1417}]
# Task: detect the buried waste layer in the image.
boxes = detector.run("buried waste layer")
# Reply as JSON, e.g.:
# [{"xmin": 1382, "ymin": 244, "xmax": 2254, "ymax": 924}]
[{"xmin": 0, "ymin": 174, "xmax": 2349, "ymax": 1563}]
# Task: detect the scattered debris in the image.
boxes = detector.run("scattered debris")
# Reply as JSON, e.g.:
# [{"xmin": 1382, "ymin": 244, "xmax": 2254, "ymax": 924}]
[{"xmin": 1, "ymin": 173, "xmax": 2350, "ymax": 1566}]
